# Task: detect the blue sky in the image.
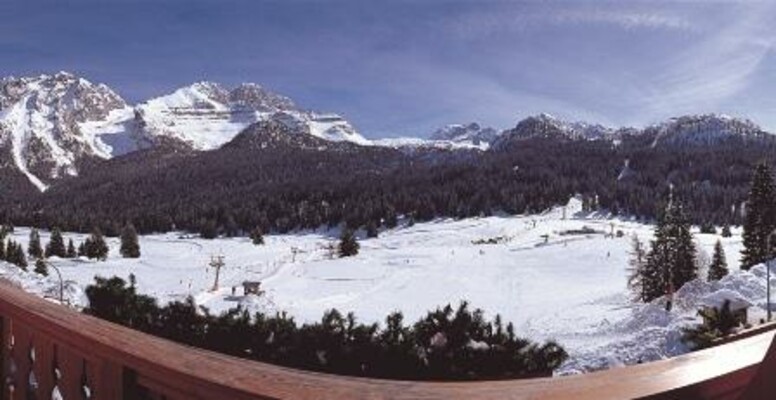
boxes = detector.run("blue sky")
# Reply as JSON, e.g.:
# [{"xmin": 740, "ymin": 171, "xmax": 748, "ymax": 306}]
[{"xmin": 2, "ymin": 1, "xmax": 776, "ymax": 137}]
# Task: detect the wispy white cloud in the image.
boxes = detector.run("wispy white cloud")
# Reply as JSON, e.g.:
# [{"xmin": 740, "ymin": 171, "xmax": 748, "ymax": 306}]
[
  {"xmin": 553, "ymin": 9, "xmax": 696, "ymax": 31},
  {"xmin": 640, "ymin": 2, "xmax": 775, "ymax": 120},
  {"xmin": 443, "ymin": 5, "xmax": 697, "ymax": 41}
]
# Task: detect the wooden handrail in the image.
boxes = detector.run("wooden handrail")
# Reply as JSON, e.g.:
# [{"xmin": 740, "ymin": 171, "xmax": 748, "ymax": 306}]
[{"xmin": 0, "ymin": 282, "xmax": 773, "ymax": 399}]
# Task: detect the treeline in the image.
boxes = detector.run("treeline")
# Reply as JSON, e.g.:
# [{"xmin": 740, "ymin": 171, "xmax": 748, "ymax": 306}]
[
  {"xmin": 3, "ymin": 122, "xmax": 776, "ymax": 238},
  {"xmin": 84, "ymin": 275, "xmax": 568, "ymax": 380},
  {"xmin": 0, "ymin": 224, "xmax": 141, "ymax": 272}
]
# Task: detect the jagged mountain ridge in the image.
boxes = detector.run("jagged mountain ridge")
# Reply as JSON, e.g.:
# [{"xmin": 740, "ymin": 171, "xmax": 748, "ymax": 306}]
[
  {"xmin": 0, "ymin": 72, "xmax": 367, "ymax": 190},
  {"xmin": 429, "ymin": 122, "xmax": 498, "ymax": 146},
  {"xmin": 0, "ymin": 72, "xmax": 138, "ymax": 190},
  {"xmin": 2, "ymin": 72, "xmax": 775, "ymax": 193},
  {"xmin": 136, "ymin": 81, "xmax": 369, "ymax": 151},
  {"xmin": 492, "ymin": 113, "xmax": 615, "ymax": 149},
  {"xmin": 647, "ymin": 114, "xmax": 769, "ymax": 147},
  {"xmin": 491, "ymin": 113, "xmax": 774, "ymax": 150}
]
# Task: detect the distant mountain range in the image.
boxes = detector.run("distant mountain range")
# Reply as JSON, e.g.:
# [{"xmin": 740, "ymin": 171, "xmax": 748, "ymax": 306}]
[
  {"xmin": 0, "ymin": 72, "xmax": 365, "ymax": 190},
  {"xmin": 0, "ymin": 72, "xmax": 773, "ymax": 192}
]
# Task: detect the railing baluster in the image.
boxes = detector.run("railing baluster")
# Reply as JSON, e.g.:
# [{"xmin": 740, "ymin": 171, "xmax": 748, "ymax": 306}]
[
  {"xmin": 12, "ymin": 323, "xmax": 30, "ymax": 400},
  {"xmin": 57, "ymin": 345, "xmax": 82, "ymax": 399},
  {"xmin": 0, "ymin": 317, "xmax": 7, "ymax": 400},
  {"xmin": 89, "ymin": 359, "xmax": 121, "ymax": 400},
  {"xmin": 32, "ymin": 336, "xmax": 53, "ymax": 398}
]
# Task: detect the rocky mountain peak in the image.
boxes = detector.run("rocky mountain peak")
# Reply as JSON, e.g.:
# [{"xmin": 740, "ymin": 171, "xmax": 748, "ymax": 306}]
[
  {"xmin": 229, "ymin": 83, "xmax": 296, "ymax": 111},
  {"xmin": 648, "ymin": 114, "xmax": 768, "ymax": 147},
  {"xmin": 0, "ymin": 72, "xmax": 135, "ymax": 190},
  {"xmin": 429, "ymin": 122, "xmax": 498, "ymax": 146}
]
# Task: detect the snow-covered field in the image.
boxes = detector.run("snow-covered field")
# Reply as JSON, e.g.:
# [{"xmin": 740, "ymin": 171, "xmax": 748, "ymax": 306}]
[{"xmin": 1, "ymin": 198, "xmax": 771, "ymax": 375}]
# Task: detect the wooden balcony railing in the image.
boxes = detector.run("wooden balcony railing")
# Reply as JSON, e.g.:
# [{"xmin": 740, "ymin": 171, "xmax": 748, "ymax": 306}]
[{"xmin": 0, "ymin": 281, "xmax": 774, "ymax": 400}]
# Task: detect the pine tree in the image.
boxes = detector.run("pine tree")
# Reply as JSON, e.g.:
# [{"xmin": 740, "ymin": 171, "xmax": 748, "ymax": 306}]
[
  {"xmin": 250, "ymin": 227, "xmax": 265, "ymax": 245},
  {"xmin": 7, "ymin": 240, "xmax": 27, "ymax": 270},
  {"xmin": 77, "ymin": 241, "xmax": 86, "ymax": 257},
  {"xmin": 15, "ymin": 242, "xmax": 27, "ymax": 270},
  {"xmin": 721, "ymin": 224, "xmax": 732, "ymax": 238},
  {"xmin": 627, "ymin": 235, "xmax": 647, "ymax": 301},
  {"xmin": 0, "ymin": 239, "xmax": 5, "ymax": 261},
  {"xmin": 28, "ymin": 229, "xmax": 43, "ymax": 259},
  {"xmin": 708, "ymin": 240, "xmax": 728, "ymax": 281},
  {"xmin": 741, "ymin": 163, "xmax": 776, "ymax": 270},
  {"xmin": 338, "ymin": 229, "xmax": 359, "ymax": 257},
  {"xmin": 85, "ymin": 229, "xmax": 109, "ymax": 260},
  {"xmin": 641, "ymin": 197, "xmax": 698, "ymax": 306},
  {"xmin": 34, "ymin": 259, "xmax": 48, "ymax": 276},
  {"xmin": 45, "ymin": 227, "xmax": 66, "ymax": 258},
  {"xmin": 120, "ymin": 224, "xmax": 141, "ymax": 258},
  {"xmin": 66, "ymin": 239, "xmax": 77, "ymax": 258},
  {"xmin": 671, "ymin": 201, "xmax": 698, "ymax": 290}
]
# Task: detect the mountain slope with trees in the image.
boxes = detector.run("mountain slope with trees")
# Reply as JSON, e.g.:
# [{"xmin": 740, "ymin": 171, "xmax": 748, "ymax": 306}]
[{"xmin": 2, "ymin": 118, "xmax": 776, "ymax": 237}]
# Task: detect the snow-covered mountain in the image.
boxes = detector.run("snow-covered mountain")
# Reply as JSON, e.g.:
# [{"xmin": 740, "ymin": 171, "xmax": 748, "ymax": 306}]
[
  {"xmin": 429, "ymin": 122, "xmax": 498, "ymax": 146},
  {"xmin": 135, "ymin": 81, "xmax": 369, "ymax": 150},
  {"xmin": 0, "ymin": 73, "xmax": 368, "ymax": 190},
  {"xmin": 647, "ymin": 114, "xmax": 768, "ymax": 147},
  {"xmin": 493, "ymin": 113, "xmax": 614, "ymax": 148},
  {"xmin": 0, "ymin": 72, "xmax": 140, "ymax": 190},
  {"xmin": 491, "ymin": 113, "xmax": 774, "ymax": 151},
  {"xmin": 373, "ymin": 123, "xmax": 497, "ymax": 152}
]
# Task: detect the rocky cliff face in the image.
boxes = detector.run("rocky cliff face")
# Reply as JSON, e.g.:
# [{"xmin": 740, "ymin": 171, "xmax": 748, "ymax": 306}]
[
  {"xmin": 429, "ymin": 123, "xmax": 499, "ymax": 146},
  {"xmin": 0, "ymin": 72, "xmax": 137, "ymax": 190},
  {"xmin": 0, "ymin": 72, "xmax": 368, "ymax": 190}
]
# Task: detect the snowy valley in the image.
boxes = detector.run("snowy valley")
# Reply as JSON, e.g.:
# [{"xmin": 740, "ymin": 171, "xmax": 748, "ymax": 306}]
[{"xmin": 1, "ymin": 198, "xmax": 768, "ymax": 376}]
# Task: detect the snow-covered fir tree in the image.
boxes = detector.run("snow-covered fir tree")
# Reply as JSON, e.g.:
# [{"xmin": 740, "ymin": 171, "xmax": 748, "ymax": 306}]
[
  {"xmin": 639, "ymin": 196, "xmax": 698, "ymax": 307},
  {"xmin": 741, "ymin": 163, "xmax": 776, "ymax": 270}
]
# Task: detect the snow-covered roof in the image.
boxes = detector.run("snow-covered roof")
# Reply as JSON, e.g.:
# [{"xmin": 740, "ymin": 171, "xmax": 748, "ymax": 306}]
[{"xmin": 700, "ymin": 289, "xmax": 752, "ymax": 311}]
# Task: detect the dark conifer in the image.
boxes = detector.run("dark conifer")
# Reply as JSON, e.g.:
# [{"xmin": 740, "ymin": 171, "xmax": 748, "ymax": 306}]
[
  {"xmin": 34, "ymin": 259, "xmax": 48, "ymax": 276},
  {"xmin": 45, "ymin": 227, "xmax": 66, "ymax": 258},
  {"xmin": 66, "ymin": 239, "xmax": 77, "ymax": 258},
  {"xmin": 85, "ymin": 228, "xmax": 109, "ymax": 260},
  {"xmin": 708, "ymin": 240, "xmax": 728, "ymax": 281},
  {"xmin": 627, "ymin": 235, "xmax": 647, "ymax": 301},
  {"xmin": 7, "ymin": 240, "xmax": 27, "ymax": 270},
  {"xmin": 721, "ymin": 224, "xmax": 732, "ymax": 238},
  {"xmin": 120, "ymin": 224, "xmax": 141, "ymax": 258},
  {"xmin": 741, "ymin": 163, "xmax": 776, "ymax": 270},
  {"xmin": 28, "ymin": 228, "xmax": 43, "ymax": 259},
  {"xmin": 671, "ymin": 201, "xmax": 698, "ymax": 290},
  {"xmin": 250, "ymin": 227, "xmax": 265, "ymax": 245},
  {"xmin": 641, "ymin": 196, "xmax": 697, "ymax": 305},
  {"xmin": 338, "ymin": 229, "xmax": 359, "ymax": 257}
]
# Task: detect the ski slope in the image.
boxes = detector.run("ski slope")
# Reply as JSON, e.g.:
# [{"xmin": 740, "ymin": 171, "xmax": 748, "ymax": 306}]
[{"xmin": 0, "ymin": 198, "xmax": 769, "ymax": 375}]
